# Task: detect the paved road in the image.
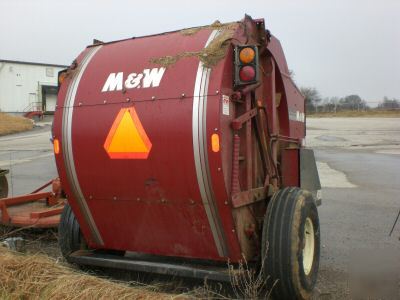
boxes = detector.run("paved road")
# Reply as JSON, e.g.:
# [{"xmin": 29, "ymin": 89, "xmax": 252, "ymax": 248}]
[
  {"xmin": 308, "ymin": 118, "xmax": 400, "ymax": 297},
  {"xmin": 0, "ymin": 125, "xmax": 57, "ymax": 195}
]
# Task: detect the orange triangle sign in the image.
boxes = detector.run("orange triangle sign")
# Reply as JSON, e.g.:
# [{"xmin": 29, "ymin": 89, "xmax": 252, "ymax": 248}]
[{"xmin": 104, "ymin": 107, "xmax": 152, "ymax": 159}]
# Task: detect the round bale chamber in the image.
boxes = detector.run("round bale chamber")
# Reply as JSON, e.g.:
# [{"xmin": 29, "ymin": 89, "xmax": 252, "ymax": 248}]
[{"xmin": 54, "ymin": 16, "xmax": 312, "ymax": 267}]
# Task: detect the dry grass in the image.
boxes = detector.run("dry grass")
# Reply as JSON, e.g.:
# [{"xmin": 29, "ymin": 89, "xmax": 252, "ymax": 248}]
[
  {"xmin": 0, "ymin": 245, "xmax": 177, "ymax": 300},
  {"xmin": 0, "ymin": 240, "xmax": 274, "ymax": 299},
  {"xmin": 0, "ymin": 112, "xmax": 33, "ymax": 136},
  {"xmin": 0, "ymin": 224, "xmax": 275, "ymax": 299},
  {"xmin": 227, "ymin": 252, "xmax": 275, "ymax": 299},
  {"xmin": 307, "ymin": 110, "xmax": 400, "ymax": 118},
  {"xmin": 180, "ymin": 20, "xmax": 238, "ymax": 36}
]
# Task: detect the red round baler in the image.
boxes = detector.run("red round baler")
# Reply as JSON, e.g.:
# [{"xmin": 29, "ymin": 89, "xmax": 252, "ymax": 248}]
[{"xmin": 53, "ymin": 15, "xmax": 321, "ymax": 299}]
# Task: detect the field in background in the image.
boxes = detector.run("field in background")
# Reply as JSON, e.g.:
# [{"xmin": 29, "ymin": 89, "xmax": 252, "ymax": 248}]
[
  {"xmin": 307, "ymin": 109, "xmax": 400, "ymax": 118},
  {"xmin": 0, "ymin": 113, "xmax": 33, "ymax": 135}
]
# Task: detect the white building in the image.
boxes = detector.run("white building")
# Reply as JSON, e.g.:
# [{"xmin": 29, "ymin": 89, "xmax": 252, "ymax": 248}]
[{"xmin": 0, "ymin": 59, "xmax": 68, "ymax": 114}]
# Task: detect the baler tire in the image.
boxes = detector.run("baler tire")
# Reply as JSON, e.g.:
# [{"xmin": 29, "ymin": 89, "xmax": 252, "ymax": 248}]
[
  {"xmin": 58, "ymin": 204, "xmax": 87, "ymax": 261},
  {"xmin": 262, "ymin": 187, "xmax": 320, "ymax": 300},
  {"xmin": 0, "ymin": 176, "xmax": 8, "ymax": 198}
]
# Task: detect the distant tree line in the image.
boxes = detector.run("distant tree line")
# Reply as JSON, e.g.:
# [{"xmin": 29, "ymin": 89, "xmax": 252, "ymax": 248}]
[
  {"xmin": 378, "ymin": 96, "xmax": 400, "ymax": 109},
  {"xmin": 300, "ymin": 87, "xmax": 400, "ymax": 113}
]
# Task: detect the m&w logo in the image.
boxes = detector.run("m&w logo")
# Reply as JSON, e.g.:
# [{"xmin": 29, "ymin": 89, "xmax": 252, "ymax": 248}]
[{"xmin": 102, "ymin": 68, "xmax": 166, "ymax": 92}]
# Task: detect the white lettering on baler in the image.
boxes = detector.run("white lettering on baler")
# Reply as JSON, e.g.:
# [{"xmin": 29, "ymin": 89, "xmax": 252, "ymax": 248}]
[
  {"xmin": 125, "ymin": 73, "xmax": 143, "ymax": 89},
  {"xmin": 101, "ymin": 67, "xmax": 166, "ymax": 92},
  {"xmin": 102, "ymin": 72, "xmax": 123, "ymax": 92},
  {"xmin": 142, "ymin": 68, "xmax": 166, "ymax": 88}
]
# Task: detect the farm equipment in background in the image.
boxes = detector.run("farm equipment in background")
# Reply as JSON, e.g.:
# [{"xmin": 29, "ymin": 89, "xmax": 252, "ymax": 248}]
[
  {"xmin": 23, "ymin": 102, "xmax": 44, "ymax": 120},
  {"xmin": 0, "ymin": 174, "xmax": 64, "ymax": 228}
]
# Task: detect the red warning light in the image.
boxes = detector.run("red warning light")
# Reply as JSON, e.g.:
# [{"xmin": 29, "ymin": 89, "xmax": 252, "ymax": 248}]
[{"xmin": 239, "ymin": 66, "xmax": 256, "ymax": 82}]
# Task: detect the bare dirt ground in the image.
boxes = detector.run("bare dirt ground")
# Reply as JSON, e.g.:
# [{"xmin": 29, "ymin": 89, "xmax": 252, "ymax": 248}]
[{"xmin": 1, "ymin": 117, "xmax": 400, "ymax": 298}]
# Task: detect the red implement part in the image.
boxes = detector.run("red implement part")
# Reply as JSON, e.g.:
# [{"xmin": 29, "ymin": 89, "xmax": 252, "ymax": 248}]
[
  {"xmin": 23, "ymin": 111, "xmax": 44, "ymax": 120},
  {"xmin": 0, "ymin": 179, "xmax": 64, "ymax": 228},
  {"xmin": 53, "ymin": 16, "xmax": 305, "ymax": 263}
]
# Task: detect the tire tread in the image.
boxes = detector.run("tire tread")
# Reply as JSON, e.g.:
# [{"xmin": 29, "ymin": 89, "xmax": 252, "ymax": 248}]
[{"xmin": 262, "ymin": 187, "xmax": 319, "ymax": 300}]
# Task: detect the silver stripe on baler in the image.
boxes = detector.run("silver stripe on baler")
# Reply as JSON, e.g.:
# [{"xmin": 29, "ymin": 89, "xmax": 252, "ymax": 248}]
[
  {"xmin": 62, "ymin": 46, "xmax": 104, "ymax": 245},
  {"xmin": 192, "ymin": 30, "xmax": 228, "ymax": 257}
]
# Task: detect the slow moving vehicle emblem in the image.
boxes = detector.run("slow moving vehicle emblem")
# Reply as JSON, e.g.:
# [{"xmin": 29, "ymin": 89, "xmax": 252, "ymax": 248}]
[{"xmin": 104, "ymin": 107, "xmax": 152, "ymax": 159}]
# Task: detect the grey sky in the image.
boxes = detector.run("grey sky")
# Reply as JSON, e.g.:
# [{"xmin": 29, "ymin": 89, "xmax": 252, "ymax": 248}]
[{"xmin": 1, "ymin": 0, "xmax": 399, "ymax": 103}]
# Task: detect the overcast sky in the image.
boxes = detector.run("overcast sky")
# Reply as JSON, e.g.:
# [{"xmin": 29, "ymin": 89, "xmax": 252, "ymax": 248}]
[{"xmin": 1, "ymin": 0, "xmax": 399, "ymax": 103}]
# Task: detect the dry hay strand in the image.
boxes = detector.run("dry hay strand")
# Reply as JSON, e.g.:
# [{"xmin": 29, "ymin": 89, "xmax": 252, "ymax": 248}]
[
  {"xmin": 0, "ymin": 246, "xmax": 173, "ymax": 299},
  {"xmin": 180, "ymin": 20, "xmax": 238, "ymax": 36},
  {"xmin": 0, "ymin": 112, "xmax": 33, "ymax": 136},
  {"xmin": 151, "ymin": 21, "xmax": 239, "ymax": 69},
  {"xmin": 198, "ymin": 29, "xmax": 236, "ymax": 68},
  {"xmin": 150, "ymin": 51, "xmax": 199, "ymax": 68}
]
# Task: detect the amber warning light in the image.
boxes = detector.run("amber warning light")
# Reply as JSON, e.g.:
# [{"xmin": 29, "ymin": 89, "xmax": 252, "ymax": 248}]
[
  {"xmin": 53, "ymin": 138, "xmax": 60, "ymax": 154},
  {"xmin": 234, "ymin": 45, "xmax": 259, "ymax": 88},
  {"xmin": 239, "ymin": 47, "xmax": 255, "ymax": 64},
  {"xmin": 58, "ymin": 70, "xmax": 67, "ymax": 87},
  {"xmin": 211, "ymin": 133, "xmax": 220, "ymax": 153}
]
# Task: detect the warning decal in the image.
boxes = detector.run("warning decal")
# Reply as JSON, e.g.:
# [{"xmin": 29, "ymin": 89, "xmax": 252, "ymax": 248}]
[
  {"xmin": 222, "ymin": 95, "xmax": 230, "ymax": 116},
  {"xmin": 104, "ymin": 107, "xmax": 152, "ymax": 159}
]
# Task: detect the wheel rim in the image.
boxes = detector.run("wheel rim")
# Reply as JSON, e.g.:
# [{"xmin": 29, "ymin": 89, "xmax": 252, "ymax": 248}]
[{"xmin": 303, "ymin": 217, "xmax": 315, "ymax": 275}]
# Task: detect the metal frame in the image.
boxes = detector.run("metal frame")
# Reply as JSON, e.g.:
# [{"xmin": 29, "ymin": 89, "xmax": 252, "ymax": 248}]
[
  {"xmin": 227, "ymin": 18, "xmax": 306, "ymax": 229},
  {"xmin": 69, "ymin": 250, "xmax": 232, "ymax": 282},
  {"xmin": 0, "ymin": 179, "xmax": 64, "ymax": 227}
]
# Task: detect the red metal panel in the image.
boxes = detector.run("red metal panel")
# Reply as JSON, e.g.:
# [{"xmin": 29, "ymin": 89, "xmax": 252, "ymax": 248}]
[
  {"xmin": 54, "ymin": 29, "xmax": 243, "ymax": 261},
  {"xmin": 267, "ymin": 36, "xmax": 305, "ymax": 140},
  {"xmin": 281, "ymin": 148, "xmax": 300, "ymax": 187},
  {"xmin": 206, "ymin": 62, "xmax": 243, "ymax": 260},
  {"xmin": 0, "ymin": 192, "xmax": 52, "ymax": 206}
]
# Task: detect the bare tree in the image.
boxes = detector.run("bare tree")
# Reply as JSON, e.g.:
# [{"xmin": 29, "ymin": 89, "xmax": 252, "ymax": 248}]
[
  {"xmin": 300, "ymin": 87, "xmax": 322, "ymax": 113},
  {"xmin": 339, "ymin": 95, "xmax": 367, "ymax": 111}
]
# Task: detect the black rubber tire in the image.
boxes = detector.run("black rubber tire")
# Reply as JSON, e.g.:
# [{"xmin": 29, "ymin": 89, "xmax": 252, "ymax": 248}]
[
  {"xmin": 0, "ymin": 176, "xmax": 8, "ymax": 198},
  {"xmin": 58, "ymin": 204, "xmax": 87, "ymax": 261},
  {"xmin": 262, "ymin": 187, "xmax": 320, "ymax": 300}
]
